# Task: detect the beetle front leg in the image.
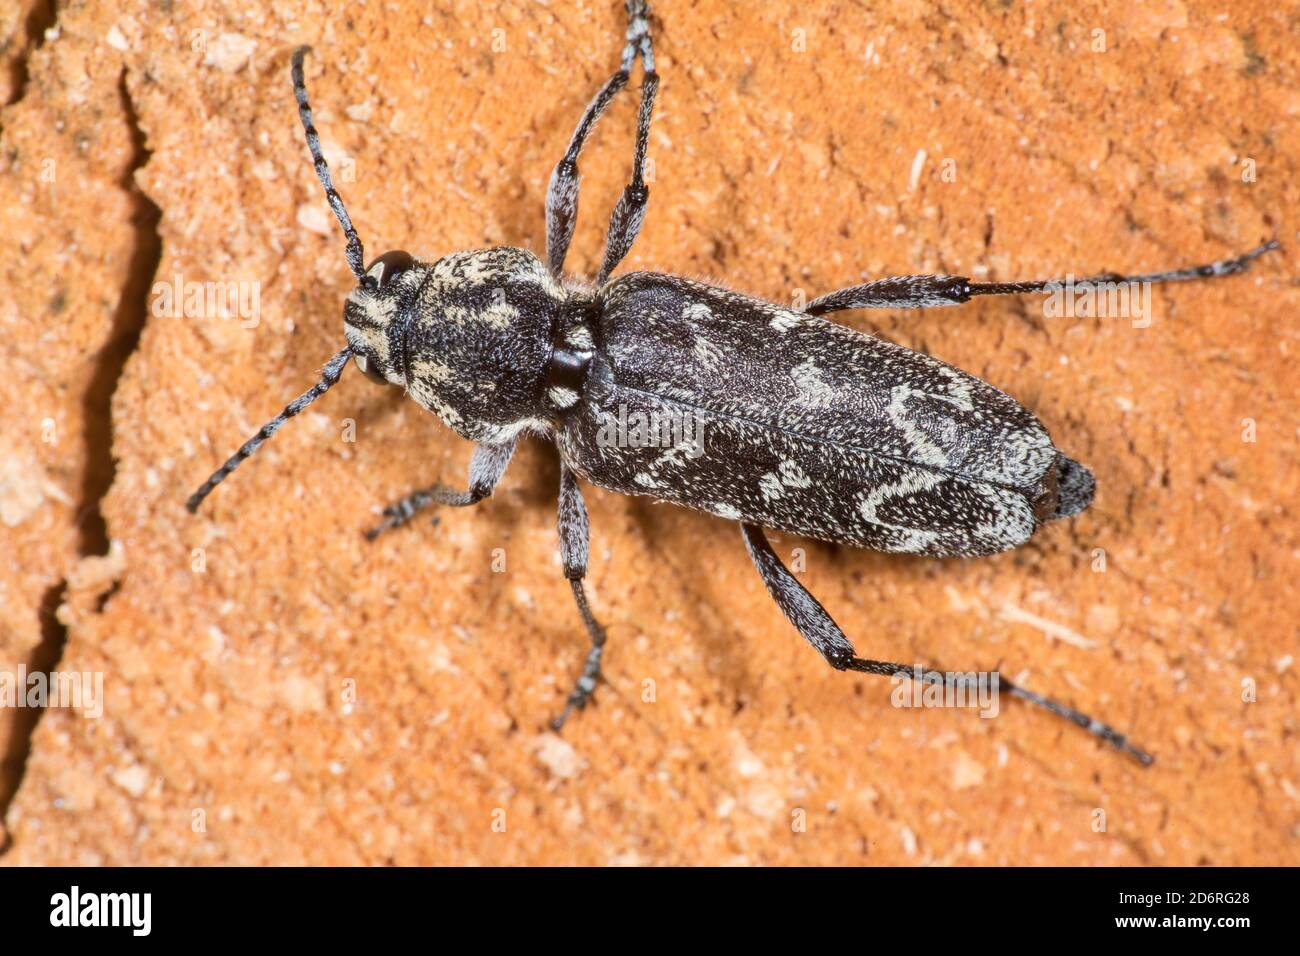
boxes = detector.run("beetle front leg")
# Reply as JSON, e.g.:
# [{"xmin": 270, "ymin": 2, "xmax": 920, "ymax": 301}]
[
  {"xmin": 804, "ymin": 240, "xmax": 1280, "ymax": 314},
  {"xmin": 545, "ymin": 71, "xmax": 628, "ymax": 278},
  {"xmin": 595, "ymin": 69, "xmax": 657, "ymax": 285},
  {"xmin": 551, "ymin": 463, "xmax": 608, "ymax": 731},
  {"xmin": 364, "ymin": 440, "xmax": 516, "ymax": 540},
  {"xmin": 597, "ymin": 2, "xmax": 657, "ymax": 283},
  {"xmin": 739, "ymin": 523, "xmax": 1154, "ymax": 765},
  {"xmin": 545, "ymin": 1, "xmax": 657, "ymax": 280}
]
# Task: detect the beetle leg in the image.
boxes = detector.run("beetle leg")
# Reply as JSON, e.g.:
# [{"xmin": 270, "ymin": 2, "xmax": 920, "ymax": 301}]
[
  {"xmin": 805, "ymin": 240, "xmax": 1280, "ymax": 314},
  {"xmin": 551, "ymin": 463, "xmax": 608, "ymax": 731},
  {"xmin": 596, "ymin": 68, "xmax": 658, "ymax": 284},
  {"xmin": 364, "ymin": 439, "xmax": 516, "ymax": 540},
  {"xmin": 739, "ymin": 522, "xmax": 1154, "ymax": 765},
  {"xmin": 545, "ymin": 71, "xmax": 628, "ymax": 278},
  {"xmin": 545, "ymin": 1, "xmax": 657, "ymax": 280}
]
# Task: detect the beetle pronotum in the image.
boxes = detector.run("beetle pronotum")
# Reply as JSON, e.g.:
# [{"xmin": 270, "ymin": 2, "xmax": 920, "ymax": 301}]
[{"xmin": 188, "ymin": 1, "xmax": 1278, "ymax": 764}]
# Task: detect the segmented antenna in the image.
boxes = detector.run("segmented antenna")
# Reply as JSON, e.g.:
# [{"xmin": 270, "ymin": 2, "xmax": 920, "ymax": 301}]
[
  {"xmin": 186, "ymin": 347, "xmax": 353, "ymax": 513},
  {"xmin": 291, "ymin": 45, "xmax": 369, "ymax": 283}
]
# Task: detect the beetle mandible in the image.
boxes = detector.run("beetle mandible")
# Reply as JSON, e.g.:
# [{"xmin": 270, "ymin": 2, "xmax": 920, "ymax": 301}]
[{"xmin": 187, "ymin": 1, "xmax": 1279, "ymax": 764}]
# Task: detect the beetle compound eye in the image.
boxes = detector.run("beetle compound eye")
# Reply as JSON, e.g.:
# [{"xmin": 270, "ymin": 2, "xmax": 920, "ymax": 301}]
[
  {"xmin": 354, "ymin": 353, "xmax": 390, "ymax": 386},
  {"xmin": 366, "ymin": 250, "xmax": 416, "ymax": 290}
]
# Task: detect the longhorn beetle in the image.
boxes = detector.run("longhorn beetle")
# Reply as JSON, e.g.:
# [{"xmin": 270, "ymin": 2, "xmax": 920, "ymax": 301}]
[{"xmin": 188, "ymin": 1, "xmax": 1279, "ymax": 764}]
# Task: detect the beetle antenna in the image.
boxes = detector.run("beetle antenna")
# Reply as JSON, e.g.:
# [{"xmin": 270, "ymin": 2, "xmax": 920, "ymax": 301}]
[
  {"xmin": 291, "ymin": 45, "xmax": 370, "ymax": 284},
  {"xmin": 187, "ymin": 347, "xmax": 353, "ymax": 513}
]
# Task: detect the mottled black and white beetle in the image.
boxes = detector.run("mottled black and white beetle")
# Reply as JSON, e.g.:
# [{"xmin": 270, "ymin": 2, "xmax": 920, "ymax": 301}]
[{"xmin": 189, "ymin": 1, "xmax": 1279, "ymax": 764}]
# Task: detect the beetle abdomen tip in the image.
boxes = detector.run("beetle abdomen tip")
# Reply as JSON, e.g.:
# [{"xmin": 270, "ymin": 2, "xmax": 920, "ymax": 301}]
[{"xmin": 1051, "ymin": 454, "xmax": 1095, "ymax": 519}]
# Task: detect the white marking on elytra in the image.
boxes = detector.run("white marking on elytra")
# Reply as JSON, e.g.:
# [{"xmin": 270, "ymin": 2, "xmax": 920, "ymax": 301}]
[
  {"xmin": 790, "ymin": 358, "xmax": 836, "ymax": 407},
  {"xmin": 929, "ymin": 364, "xmax": 976, "ymax": 413},
  {"xmin": 769, "ymin": 310, "xmax": 804, "ymax": 332},
  {"xmin": 886, "ymin": 384, "xmax": 951, "ymax": 467},
  {"xmin": 760, "ymin": 458, "xmax": 812, "ymax": 501},
  {"xmin": 778, "ymin": 459, "xmax": 811, "ymax": 488},
  {"xmin": 626, "ymin": 436, "xmax": 704, "ymax": 496},
  {"xmin": 970, "ymin": 486, "xmax": 1035, "ymax": 547},
  {"xmin": 693, "ymin": 335, "xmax": 723, "ymax": 370},
  {"xmin": 857, "ymin": 471, "xmax": 946, "ymax": 553},
  {"xmin": 653, "ymin": 438, "xmax": 699, "ymax": 471}
]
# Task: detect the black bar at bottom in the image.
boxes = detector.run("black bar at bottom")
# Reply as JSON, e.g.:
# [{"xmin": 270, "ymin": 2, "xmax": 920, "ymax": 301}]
[{"xmin": 0, "ymin": 865, "xmax": 1283, "ymax": 941}]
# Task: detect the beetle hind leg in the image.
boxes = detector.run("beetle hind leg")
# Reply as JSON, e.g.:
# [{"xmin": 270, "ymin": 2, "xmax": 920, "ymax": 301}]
[{"xmin": 740, "ymin": 522, "xmax": 1153, "ymax": 765}]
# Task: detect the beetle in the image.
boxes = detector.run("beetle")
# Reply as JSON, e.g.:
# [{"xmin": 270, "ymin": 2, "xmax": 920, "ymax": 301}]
[{"xmin": 187, "ymin": 1, "xmax": 1278, "ymax": 764}]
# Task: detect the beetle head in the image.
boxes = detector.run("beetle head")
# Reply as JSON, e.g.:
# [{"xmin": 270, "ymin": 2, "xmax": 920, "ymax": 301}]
[{"xmin": 342, "ymin": 249, "xmax": 426, "ymax": 387}]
